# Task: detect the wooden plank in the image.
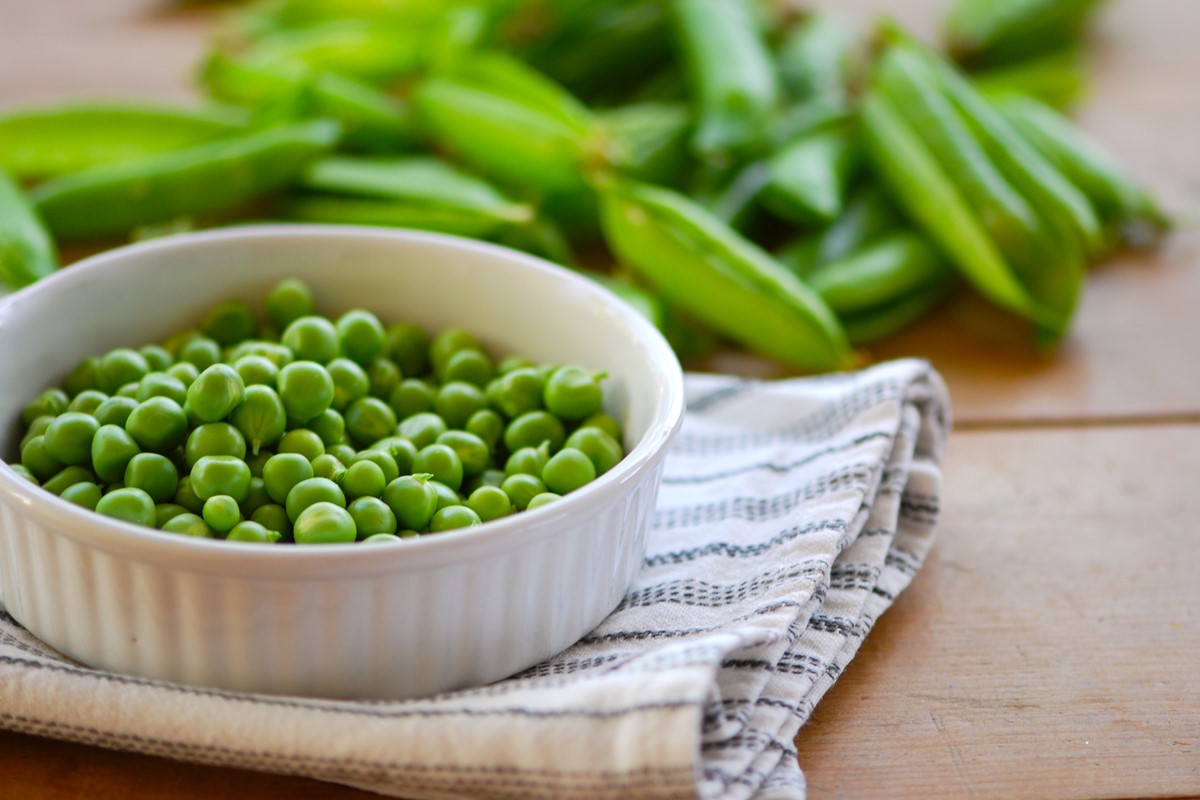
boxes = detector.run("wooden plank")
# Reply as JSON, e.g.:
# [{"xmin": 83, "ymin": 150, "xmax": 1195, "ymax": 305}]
[{"xmin": 795, "ymin": 426, "xmax": 1200, "ymax": 799}]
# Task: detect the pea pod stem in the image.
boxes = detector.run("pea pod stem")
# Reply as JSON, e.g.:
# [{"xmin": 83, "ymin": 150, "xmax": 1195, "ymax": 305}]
[{"xmin": 0, "ymin": 168, "xmax": 58, "ymax": 289}]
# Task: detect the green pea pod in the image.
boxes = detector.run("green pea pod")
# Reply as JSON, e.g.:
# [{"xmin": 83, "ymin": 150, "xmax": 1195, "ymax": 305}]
[
  {"xmin": 775, "ymin": 13, "xmax": 857, "ymax": 106},
  {"xmin": 200, "ymin": 51, "xmax": 419, "ymax": 152},
  {"xmin": 243, "ymin": 19, "xmax": 433, "ymax": 83},
  {"xmin": 32, "ymin": 119, "xmax": 341, "ymax": 240},
  {"xmin": 705, "ymin": 161, "xmax": 771, "ymax": 231},
  {"xmin": 600, "ymin": 102, "xmax": 692, "ymax": 186},
  {"xmin": 496, "ymin": 216, "xmax": 578, "ymax": 266},
  {"xmin": 0, "ymin": 168, "xmax": 58, "ymax": 289},
  {"xmin": 944, "ymin": 0, "xmax": 1108, "ymax": 67},
  {"xmin": 0, "ymin": 102, "xmax": 249, "ymax": 181},
  {"xmin": 840, "ymin": 281, "xmax": 954, "ymax": 346},
  {"xmin": 970, "ymin": 47, "xmax": 1089, "ymax": 112},
  {"xmin": 761, "ymin": 127, "xmax": 858, "ymax": 225},
  {"xmin": 767, "ymin": 94, "xmax": 854, "ymax": 149},
  {"xmin": 581, "ymin": 271, "xmax": 665, "ymax": 329},
  {"xmin": 598, "ymin": 178, "xmax": 854, "ymax": 372},
  {"xmin": 992, "ymin": 92, "xmax": 1171, "ymax": 246},
  {"xmin": 776, "ymin": 185, "xmax": 902, "ymax": 277},
  {"xmin": 671, "ymin": 0, "xmax": 781, "ymax": 161},
  {"xmin": 282, "ymin": 196, "xmax": 520, "ymax": 239},
  {"xmin": 860, "ymin": 91, "xmax": 1045, "ymax": 326},
  {"xmin": 806, "ymin": 232, "xmax": 953, "ymax": 315}
]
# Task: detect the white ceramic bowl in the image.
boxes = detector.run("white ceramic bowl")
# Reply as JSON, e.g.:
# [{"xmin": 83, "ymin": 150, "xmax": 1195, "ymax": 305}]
[{"xmin": 0, "ymin": 226, "xmax": 684, "ymax": 699}]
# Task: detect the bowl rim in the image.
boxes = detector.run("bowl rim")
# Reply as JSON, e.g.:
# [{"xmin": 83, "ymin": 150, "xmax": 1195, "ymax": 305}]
[{"xmin": 0, "ymin": 225, "xmax": 685, "ymax": 577}]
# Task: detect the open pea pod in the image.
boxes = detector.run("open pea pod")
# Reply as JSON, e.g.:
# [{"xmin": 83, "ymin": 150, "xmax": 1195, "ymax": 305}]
[
  {"xmin": 598, "ymin": 178, "xmax": 855, "ymax": 372},
  {"xmin": 0, "ymin": 168, "xmax": 58, "ymax": 290},
  {"xmin": 0, "ymin": 102, "xmax": 249, "ymax": 182},
  {"xmin": 944, "ymin": 0, "xmax": 1109, "ymax": 67},
  {"xmin": 32, "ymin": 119, "xmax": 341, "ymax": 241}
]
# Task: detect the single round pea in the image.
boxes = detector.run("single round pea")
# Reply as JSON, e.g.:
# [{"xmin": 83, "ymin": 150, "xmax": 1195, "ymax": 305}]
[
  {"xmin": 42, "ymin": 465, "xmax": 96, "ymax": 496},
  {"xmin": 501, "ymin": 473, "xmax": 548, "ymax": 511},
  {"xmin": 413, "ymin": 443, "xmax": 463, "ymax": 491},
  {"xmin": 202, "ymin": 495, "xmax": 241, "ymax": 533},
  {"xmin": 503, "ymin": 410, "xmax": 565, "ymax": 453},
  {"xmin": 93, "ymin": 395, "xmax": 138, "ymax": 428},
  {"xmin": 309, "ymin": 408, "xmax": 346, "ymax": 446},
  {"xmin": 282, "ymin": 315, "xmax": 339, "ymax": 363},
  {"xmin": 497, "ymin": 355, "xmax": 534, "ymax": 374},
  {"xmin": 388, "ymin": 378, "xmax": 436, "ymax": 420},
  {"xmin": 20, "ymin": 435, "xmax": 63, "ymax": 481},
  {"xmin": 382, "ymin": 475, "xmax": 438, "ymax": 531},
  {"xmin": 162, "ymin": 512, "xmax": 214, "ymax": 538},
  {"xmin": 266, "ymin": 278, "xmax": 315, "ymax": 331},
  {"xmin": 542, "ymin": 447, "xmax": 596, "ymax": 494},
  {"xmin": 277, "ymin": 428, "xmax": 325, "ymax": 461},
  {"xmin": 367, "ymin": 437, "xmax": 416, "ymax": 476},
  {"xmin": 262, "ymin": 452, "xmax": 315, "ymax": 504},
  {"xmin": 165, "ymin": 361, "xmax": 200, "ymax": 389},
  {"xmin": 432, "ymin": 430, "xmax": 487, "ymax": 477},
  {"xmin": 202, "ymin": 299, "xmax": 256, "ymax": 346},
  {"xmin": 348, "ymin": 496, "xmax": 397, "ymax": 538},
  {"xmin": 336, "ymin": 308, "xmax": 386, "ymax": 365},
  {"xmin": 434, "ymin": 381, "xmax": 487, "ymax": 429},
  {"xmin": 276, "ymin": 360, "xmax": 334, "ymax": 423},
  {"xmin": 385, "ymin": 322, "xmax": 430, "ymax": 377},
  {"xmin": 441, "ymin": 348, "xmax": 494, "ymax": 387},
  {"xmin": 564, "ymin": 427, "xmax": 624, "ymax": 475},
  {"xmin": 467, "ymin": 485, "xmax": 513, "ymax": 522},
  {"xmin": 240, "ymin": 476, "xmax": 271, "ymax": 517},
  {"xmin": 186, "ymin": 364, "xmax": 245, "ymax": 423},
  {"xmin": 190, "ymin": 455, "xmax": 252, "ymax": 502},
  {"xmin": 486, "ymin": 367, "xmax": 544, "ymax": 418},
  {"xmin": 61, "ymin": 481, "xmax": 102, "ymax": 510},
  {"xmin": 342, "ymin": 459, "xmax": 386, "ymax": 499},
  {"xmin": 44, "ymin": 412, "xmax": 100, "ymax": 466},
  {"xmin": 98, "ymin": 348, "xmax": 150, "ymax": 394},
  {"xmin": 234, "ymin": 354, "xmax": 280, "ymax": 387},
  {"xmin": 116, "ymin": 382, "xmax": 140, "ymax": 399},
  {"xmin": 464, "ymin": 408, "xmax": 504, "ymax": 450},
  {"xmin": 430, "ymin": 480, "xmax": 461, "ymax": 511},
  {"xmin": 95, "ymin": 487, "xmax": 155, "ymax": 527},
  {"xmin": 327, "ymin": 442, "xmax": 358, "ymax": 465},
  {"xmin": 311, "ymin": 453, "xmax": 346, "ymax": 482},
  {"xmin": 398, "ymin": 411, "xmax": 447, "ymax": 449},
  {"xmin": 505, "ymin": 441, "xmax": 551, "ymax": 477},
  {"xmin": 526, "ymin": 492, "xmax": 562, "ymax": 510},
  {"xmin": 67, "ymin": 389, "xmax": 108, "ymax": 415},
  {"xmin": 124, "ymin": 453, "xmax": 179, "ymax": 504},
  {"xmin": 139, "ymin": 344, "xmax": 173, "ymax": 372},
  {"xmin": 154, "ymin": 502, "xmax": 190, "ymax": 528},
  {"xmin": 251, "ymin": 503, "xmax": 292, "ymax": 540},
  {"xmin": 185, "ymin": 422, "xmax": 247, "ymax": 468},
  {"xmin": 430, "ymin": 328, "xmax": 481, "ymax": 376},
  {"xmin": 135, "ymin": 372, "xmax": 188, "ymax": 406},
  {"xmin": 125, "ymin": 396, "xmax": 188, "ymax": 453},
  {"xmin": 226, "ymin": 520, "xmax": 282, "ymax": 544},
  {"xmin": 362, "ymin": 533, "xmax": 405, "ymax": 545},
  {"xmin": 345, "ymin": 396, "xmax": 397, "ymax": 448},
  {"xmin": 178, "ymin": 335, "xmax": 222, "ymax": 370},
  {"xmin": 21, "ymin": 415, "xmax": 54, "ymax": 452},
  {"xmin": 64, "ymin": 356, "xmax": 102, "ymax": 396},
  {"xmin": 543, "ymin": 365, "xmax": 605, "ymax": 421},
  {"xmin": 23, "ymin": 388, "xmax": 69, "ymax": 426},
  {"xmin": 326, "ymin": 357, "xmax": 370, "ymax": 411},
  {"xmin": 285, "ymin": 476, "xmax": 346, "ymax": 522},
  {"xmin": 294, "ymin": 501, "xmax": 356, "ymax": 544},
  {"xmin": 229, "ymin": 384, "xmax": 287, "ymax": 455},
  {"xmin": 91, "ymin": 423, "xmax": 142, "ymax": 483},
  {"xmin": 429, "ymin": 505, "xmax": 482, "ymax": 532},
  {"xmin": 172, "ymin": 476, "xmax": 205, "ymax": 514},
  {"xmin": 230, "ymin": 340, "xmax": 293, "ymax": 368},
  {"xmin": 366, "ymin": 356, "xmax": 401, "ymax": 400},
  {"xmin": 478, "ymin": 468, "xmax": 506, "ymax": 489}
]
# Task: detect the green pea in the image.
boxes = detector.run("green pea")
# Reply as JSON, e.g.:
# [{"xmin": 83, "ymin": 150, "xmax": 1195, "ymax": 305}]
[
  {"xmin": 23, "ymin": 388, "xmax": 70, "ymax": 425},
  {"xmin": 139, "ymin": 344, "xmax": 173, "ymax": 372},
  {"xmin": 124, "ymin": 452, "xmax": 179, "ymax": 504},
  {"xmin": 293, "ymin": 500, "xmax": 357, "ymax": 544},
  {"xmin": 230, "ymin": 340, "xmax": 293, "ymax": 368},
  {"xmin": 95, "ymin": 486, "xmax": 155, "ymax": 527},
  {"xmin": 178, "ymin": 335, "xmax": 222, "ymax": 370},
  {"xmin": 382, "ymin": 474, "xmax": 438, "ymax": 531},
  {"xmin": 240, "ymin": 476, "xmax": 271, "ymax": 517},
  {"xmin": 434, "ymin": 381, "xmax": 486, "ymax": 429},
  {"xmin": 67, "ymin": 389, "xmax": 109, "ymax": 415},
  {"xmin": 186, "ymin": 363, "xmax": 245, "ymax": 423},
  {"xmin": 125, "ymin": 396, "xmax": 188, "ymax": 453},
  {"xmin": 437, "ymin": 430, "xmax": 490, "ymax": 477},
  {"xmin": 165, "ymin": 361, "xmax": 200, "ymax": 388},
  {"xmin": 413, "ymin": 443, "xmax": 463, "ymax": 491},
  {"xmin": 388, "ymin": 378, "xmax": 436, "ymax": 419},
  {"xmin": 398, "ymin": 411, "xmax": 447, "ymax": 449},
  {"xmin": 326, "ymin": 442, "xmax": 358, "ymax": 465},
  {"xmin": 385, "ymin": 322, "xmax": 430, "ymax": 377},
  {"xmin": 44, "ymin": 411, "xmax": 100, "ymax": 466},
  {"xmin": 344, "ymin": 396, "xmax": 398, "ymax": 448},
  {"xmin": 154, "ymin": 502, "xmax": 190, "ymax": 528},
  {"xmin": 266, "ymin": 278, "xmax": 315, "ymax": 331},
  {"xmin": 251, "ymin": 503, "xmax": 292, "ymax": 539},
  {"xmin": 262, "ymin": 452, "xmax": 315, "ymax": 504},
  {"xmin": 226, "ymin": 520, "xmax": 282, "ymax": 544},
  {"xmin": 135, "ymin": 372, "xmax": 188, "ymax": 405},
  {"xmin": 504, "ymin": 410, "xmax": 565, "ymax": 453},
  {"xmin": 311, "ymin": 453, "xmax": 346, "ymax": 481},
  {"xmin": 504, "ymin": 441, "xmax": 551, "ymax": 477},
  {"xmin": 20, "ymin": 415, "xmax": 54, "ymax": 452},
  {"xmin": 347, "ymin": 496, "xmax": 397, "ymax": 538},
  {"xmin": 366, "ymin": 356, "xmax": 401, "ymax": 399},
  {"xmin": 61, "ymin": 481, "xmax": 102, "ymax": 510},
  {"xmin": 326, "ymin": 357, "xmax": 370, "ymax": 411},
  {"xmin": 190, "ymin": 455, "xmax": 252, "ymax": 502},
  {"xmin": 185, "ymin": 422, "xmax": 247, "ymax": 468},
  {"xmin": 64, "ymin": 357, "xmax": 102, "ymax": 396},
  {"xmin": 430, "ymin": 328, "xmax": 481, "ymax": 376},
  {"xmin": 234, "ymin": 354, "xmax": 280, "ymax": 387},
  {"xmin": 478, "ymin": 468, "xmax": 506, "ymax": 489},
  {"xmin": 526, "ymin": 492, "xmax": 562, "ymax": 510},
  {"xmin": 440, "ymin": 348, "xmax": 494, "ymax": 387},
  {"xmin": 202, "ymin": 494, "xmax": 241, "ymax": 533},
  {"xmin": 276, "ymin": 360, "xmax": 334, "ymax": 423},
  {"xmin": 336, "ymin": 308, "xmax": 386, "ymax": 365},
  {"xmin": 309, "ymin": 408, "xmax": 346, "ymax": 446},
  {"xmin": 42, "ymin": 465, "xmax": 96, "ymax": 496},
  {"xmin": 467, "ymin": 485, "xmax": 513, "ymax": 522},
  {"xmin": 429, "ymin": 480, "xmax": 461, "ymax": 511},
  {"xmin": 578, "ymin": 411, "xmax": 623, "ymax": 442},
  {"xmin": 543, "ymin": 365, "xmax": 605, "ymax": 421},
  {"xmin": 229, "ymin": 384, "xmax": 287, "ymax": 456},
  {"xmin": 366, "ymin": 437, "xmax": 415, "ymax": 476},
  {"xmin": 20, "ymin": 435, "xmax": 63, "ymax": 481},
  {"xmin": 428, "ymin": 504, "xmax": 482, "ymax": 532},
  {"xmin": 282, "ymin": 315, "xmax": 339, "ymax": 363},
  {"xmin": 501, "ymin": 473, "xmax": 547, "ymax": 511},
  {"xmin": 116, "ymin": 382, "xmax": 140, "ymax": 399},
  {"xmin": 485, "ymin": 367, "xmax": 544, "ymax": 418},
  {"xmin": 93, "ymin": 395, "xmax": 138, "ymax": 428},
  {"xmin": 98, "ymin": 348, "xmax": 149, "ymax": 394},
  {"xmin": 285, "ymin": 476, "xmax": 346, "ymax": 522},
  {"xmin": 542, "ymin": 447, "xmax": 596, "ymax": 494},
  {"xmin": 464, "ymin": 408, "xmax": 504, "ymax": 450},
  {"xmin": 162, "ymin": 512, "xmax": 214, "ymax": 538},
  {"xmin": 564, "ymin": 427, "xmax": 624, "ymax": 475},
  {"xmin": 361, "ymin": 532, "xmax": 405, "ymax": 544},
  {"xmin": 202, "ymin": 298, "xmax": 257, "ymax": 346},
  {"xmin": 341, "ymin": 459, "xmax": 386, "ymax": 499}
]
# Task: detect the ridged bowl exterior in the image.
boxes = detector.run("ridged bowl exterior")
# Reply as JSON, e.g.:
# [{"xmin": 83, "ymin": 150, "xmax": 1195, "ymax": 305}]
[{"xmin": 0, "ymin": 227, "xmax": 683, "ymax": 699}]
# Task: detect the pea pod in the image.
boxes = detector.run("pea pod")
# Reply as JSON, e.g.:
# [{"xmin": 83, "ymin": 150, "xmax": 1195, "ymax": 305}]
[
  {"xmin": 240, "ymin": 19, "xmax": 438, "ymax": 83},
  {"xmin": 0, "ymin": 102, "xmax": 248, "ymax": 181},
  {"xmin": 601, "ymin": 102, "xmax": 692, "ymax": 187},
  {"xmin": 32, "ymin": 119, "xmax": 341, "ymax": 240},
  {"xmin": 761, "ymin": 126, "xmax": 858, "ymax": 225},
  {"xmin": 776, "ymin": 185, "xmax": 901, "ymax": 277},
  {"xmin": 806, "ymin": 232, "xmax": 953, "ymax": 315},
  {"xmin": 0, "ymin": 168, "xmax": 58, "ymax": 289},
  {"xmin": 775, "ymin": 13, "xmax": 857, "ymax": 106},
  {"xmin": 944, "ymin": 0, "xmax": 1108, "ymax": 67},
  {"xmin": 841, "ymin": 281, "xmax": 954, "ymax": 346},
  {"xmin": 992, "ymin": 92, "xmax": 1170, "ymax": 245},
  {"xmin": 231, "ymin": 0, "xmax": 509, "ymax": 35},
  {"xmin": 598, "ymin": 178, "xmax": 854, "ymax": 372},
  {"xmin": 670, "ymin": 0, "xmax": 781, "ymax": 161},
  {"xmin": 581, "ymin": 271, "xmax": 665, "ymax": 329},
  {"xmin": 970, "ymin": 47, "xmax": 1089, "ymax": 111}
]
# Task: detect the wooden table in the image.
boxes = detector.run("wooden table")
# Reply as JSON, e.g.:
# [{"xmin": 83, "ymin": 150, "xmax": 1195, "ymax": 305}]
[{"xmin": 3, "ymin": 1, "xmax": 1198, "ymax": 797}]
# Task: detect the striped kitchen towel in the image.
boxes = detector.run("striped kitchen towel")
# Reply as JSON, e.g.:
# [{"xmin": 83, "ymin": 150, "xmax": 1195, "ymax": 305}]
[{"xmin": 0, "ymin": 358, "xmax": 950, "ymax": 800}]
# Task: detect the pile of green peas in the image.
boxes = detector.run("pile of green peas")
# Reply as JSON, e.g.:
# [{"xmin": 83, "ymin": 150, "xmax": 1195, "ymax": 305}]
[{"xmin": 6, "ymin": 278, "xmax": 625, "ymax": 545}]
